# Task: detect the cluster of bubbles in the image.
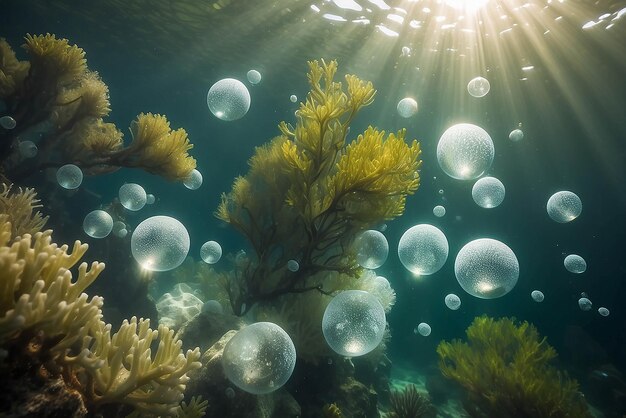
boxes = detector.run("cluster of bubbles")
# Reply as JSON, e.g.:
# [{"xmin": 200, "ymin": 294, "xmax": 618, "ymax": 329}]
[
  {"xmin": 546, "ymin": 191, "xmax": 582, "ymax": 223},
  {"xmin": 183, "ymin": 168, "xmax": 203, "ymax": 190},
  {"xmin": 131, "ymin": 216, "xmax": 190, "ymax": 271},
  {"xmin": 222, "ymin": 322, "xmax": 296, "ymax": 394},
  {"xmin": 396, "ymin": 97, "xmax": 418, "ymax": 118},
  {"xmin": 467, "ymin": 76, "xmax": 491, "ymax": 98},
  {"xmin": 437, "ymin": 123, "xmax": 494, "ymax": 180},
  {"xmin": 354, "ymin": 230, "xmax": 389, "ymax": 269},
  {"xmin": 398, "ymin": 224, "xmax": 448, "ymax": 276},
  {"xmin": 322, "ymin": 290, "xmax": 386, "ymax": 357},
  {"xmin": 444, "ymin": 293, "xmax": 461, "ymax": 310},
  {"xmin": 207, "ymin": 78, "xmax": 251, "ymax": 121},
  {"xmin": 119, "ymin": 183, "xmax": 147, "ymax": 211},
  {"xmin": 56, "ymin": 164, "xmax": 83, "ymax": 190},
  {"xmin": 200, "ymin": 240, "xmax": 222, "ymax": 264},
  {"xmin": 455, "ymin": 238, "xmax": 519, "ymax": 299},
  {"xmin": 83, "ymin": 210, "xmax": 113, "ymax": 239},
  {"xmin": 432, "ymin": 205, "xmax": 446, "ymax": 217},
  {"xmin": 564, "ymin": 254, "xmax": 587, "ymax": 274},
  {"xmin": 415, "ymin": 322, "xmax": 432, "ymax": 337}
]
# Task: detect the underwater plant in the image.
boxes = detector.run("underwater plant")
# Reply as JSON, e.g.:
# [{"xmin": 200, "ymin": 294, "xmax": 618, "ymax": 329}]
[
  {"xmin": 0, "ymin": 214, "xmax": 201, "ymax": 416},
  {"xmin": 0, "ymin": 34, "xmax": 196, "ymax": 182},
  {"xmin": 437, "ymin": 316, "xmax": 591, "ymax": 418},
  {"xmin": 0, "ymin": 182, "xmax": 48, "ymax": 237},
  {"xmin": 386, "ymin": 384, "xmax": 434, "ymax": 418},
  {"xmin": 216, "ymin": 59, "xmax": 422, "ymax": 315}
]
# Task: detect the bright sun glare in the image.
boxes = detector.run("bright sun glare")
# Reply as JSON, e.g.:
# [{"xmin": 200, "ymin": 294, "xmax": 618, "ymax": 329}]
[{"xmin": 444, "ymin": 0, "xmax": 490, "ymax": 11}]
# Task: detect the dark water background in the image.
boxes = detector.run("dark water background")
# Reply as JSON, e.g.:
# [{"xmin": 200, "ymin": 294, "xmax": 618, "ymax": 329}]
[{"xmin": 2, "ymin": 0, "xmax": 626, "ymax": 403}]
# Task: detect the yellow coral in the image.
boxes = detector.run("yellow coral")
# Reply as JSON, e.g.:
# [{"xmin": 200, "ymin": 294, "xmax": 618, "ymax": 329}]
[
  {"xmin": 23, "ymin": 33, "xmax": 86, "ymax": 82},
  {"xmin": 437, "ymin": 316, "xmax": 591, "ymax": 418},
  {"xmin": 0, "ymin": 37, "xmax": 30, "ymax": 98},
  {"xmin": 0, "ymin": 183, "xmax": 48, "ymax": 238},
  {"xmin": 122, "ymin": 112, "xmax": 197, "ymax": 181},
  {"xmin": 0, "ymin": 214, "xmax": 201, "ymax": 416}
]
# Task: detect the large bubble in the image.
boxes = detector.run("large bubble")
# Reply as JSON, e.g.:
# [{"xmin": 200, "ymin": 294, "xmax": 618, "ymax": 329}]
[
  {"xmin": 83, "ymin": 210, "xmax": 113, "ymax": 238},
  {"xmin": 119, "ymin": 183, "xmax": 147, "ymax": 211},
  {"xmin": 222, "ymin": 322, "xmax": 296, "ymax": 395},
  {"xmin": 472, "ymin": 176, "xmax": 505, "ymax": 208},
  {"xmin": 354, "ymin": 230, "xmax": 389, "ymax": 269},
  {"xmin": 437, "ymin": 123, "xmax": 494, "ymax": 180},
  {"xmin": 396, "ymin": 97, "xmax": 418, "ymax": 118},
  {"xmin": 564, "ymin": 254, "xmax": 587, "ymax": 274},
  {"xmin": 246, "ymin": 69, "xmax": 262, "ymax": 85},
  {"xmin": 131, "ymin": 216, "xmax": 190, "ymax": 271},
  {"xmin": 183, "ymin": 168, "xmax": 203, "ymax": 190},
  {"xmin": 467, "ymin": 76, "xmax": 491, "ymax": 98},
  {"xmin": 207, "ymin": 78, "xmax": 251, "ymax": 121},
  {"xmin": 56, "ymin": 164, "xmax": 83, "ymax": 190},
  {"xmin": 200, "ymin": 240, "xmax": 222, "ymax": 264},
  {"xmin": 546, "ymin": 191, "xmax": 582, "ymax": 223},
  {"xmin": 455, "ymin": 238, "xmax": 519, "ymax": 299},
  {"xmin": 322, "ymin": 290, "xmax": 386, "ymax": 357},
  {"xmin": 398, "ymin": 224, "xmax": 449, "ymax": 275},
  {"xmin": 444, "ymin": 293, "xmax": 461, "ymax": 310}
]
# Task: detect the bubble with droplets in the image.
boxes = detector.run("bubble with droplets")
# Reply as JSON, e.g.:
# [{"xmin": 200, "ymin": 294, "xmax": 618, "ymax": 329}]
[
  {"xmin": 131, "ymin": 216, "xmax": 189, "ymax": 271},
  {"xmin": 207, "ymin": 78, "xmax": 251, "ymax": 121},
  {"xmin": 200, "ymin": 240, "xmax": 222, "ymax": 264},
  {"xmin": 56, "ymin": 164, "xmax": 83, "ymax": 190},
  {"xmin": 564, "ymin": 254, "xmax": 586, "ymax": 274},
  {"xmin": 547, "ymin": 191, "xmax": 582, "ymax": 223},
  {"xmin": 397, "ymin": 97, "xmax": 418, "ymax": 118},
  {"xmin": 433, "ymin": 205, "xmax": 446, "ymax": 217},
  {"xmin": 290, "ymin": 94, "xmax": 298, "ymax": 103},
  {"xmin": 0, "ymin": 115, "xmax": 16, "ymax": 129},
  {"xmin": 398, "ymin": 224, "xmax": 448, "ymax": 275},
  {"xmin": 19, "ymin": 141, "xmax": 37, "ymax": 158},
  {"xmin": 416, "ymin": 322, "xmax": 431, "ymax": 336},
  {"xmin": 509, "ymin": 129, "xmax": 524, "ymax": 142},
  {"xmin": 437, "ymin": 123, "xmax": 494, "ymax": 180},
  {"xmin": 119, "ymin": 183, "xmax": 147, "ymax": 211},
  {"xmin": 455, "ymin": 238, "xmax": 519, "ymax": 299},
  {"xmin": 183, "ymin": 168, "xmax": 203, "ymax": 190},
  {"xmin": 578, "ymin": 297, "xmax": 592, "ymax": 311},
  {"xmin": 531, "ymin": 290, "xmax": 544, "ymax": 302},
  {"xmin": 287, "ymin": 259, "xmax": 300, "ymax": 272},
  {"xmin": 222, "ymin": 322, "xmax": 296, "ymax": 395},
  {"xmin": 598, "ymin": 307, "xmax": 610, "ymax": 317},
  {"xmin": 322, "ymin": 290, "xmax": 386, "ymax": 357},
  {"xmin": 444, "ymin": 293, "xmax": 461, "ymax": 310},
  {"xmin": 472, "ymin": 176, "xmax": 505, "ymax": 208},
  {"xmin": 354, "ymin": 230, "xmax": 389, "ymax": 269},
  {"xmin": 246, "ymin": 69, "xmax": 262, "ymax": 85},
  {"xmin": 467, "ymin": 76, "xmax": 490, "ymax": 98},
  {"xmin": 83, "ymin": 210, "xmax": 113, "ymax": 239}
]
